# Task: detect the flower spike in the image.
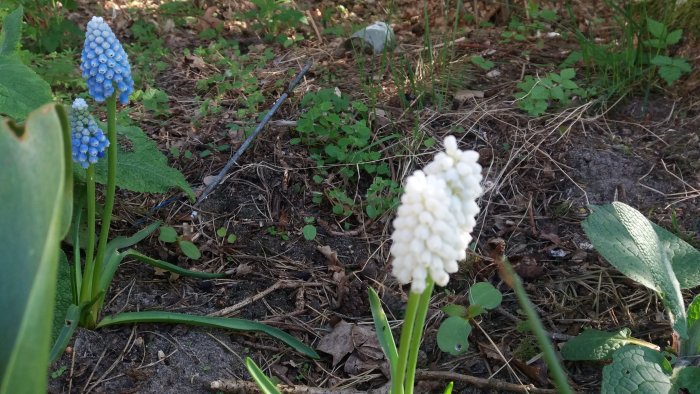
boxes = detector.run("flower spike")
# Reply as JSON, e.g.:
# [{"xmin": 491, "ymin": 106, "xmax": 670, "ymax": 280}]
[
  {"xmin": 80, "ymin": 16, "xmax": 134, "ymax": 104},
  {"xmin": 390, "ymin": 136, "xmax": 483, "ymax": 293},
  {"xmin": 70, "ymin": 98, "xmax": 110, "ymax": 169}
]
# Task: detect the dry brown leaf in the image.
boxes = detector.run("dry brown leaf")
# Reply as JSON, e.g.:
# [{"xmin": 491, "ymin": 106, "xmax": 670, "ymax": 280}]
[
  {"xmin": 317, "ymin": 321, "xmax": 354, "ymax": 366},
  {"xmin": 453, "ymin": 89, "xmax": 484, "ymax": 102},
  {"xmin": 317, "ymin": 245, "xmax": 341, "ymax": 268}
]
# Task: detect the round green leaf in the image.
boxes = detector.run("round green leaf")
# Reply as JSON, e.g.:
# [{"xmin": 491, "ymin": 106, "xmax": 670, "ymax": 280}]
[
  {"xmin": 302, "ymin": 224, "xmax": 317, "ymax": 241},
  {"xmin": 216, "ymin": 227, "xmax": 227, "ymax": 238},
  {"xmin": 227, "ymin": 234, "xmax": 237, "ymax": 244},
  {"xmin": 468, "ymin": 282, "xmax": 502, "ymax": 310},
  {"xmin": 178, "ymin": 240, "xmax": 201, "ymax": 260},
  {"xmin": 437, "ymin": 316, "xmax": 472, "ymax": 355},
  {"xmin": 158, "ymin": 226, "xmax": 177, "ymax": 243}
]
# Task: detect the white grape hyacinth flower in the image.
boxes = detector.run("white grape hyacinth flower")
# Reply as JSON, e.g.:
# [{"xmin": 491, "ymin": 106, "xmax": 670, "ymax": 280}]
[{"xmin": 390, "ymin": 136, "xmax": 483, "ymax": 293}]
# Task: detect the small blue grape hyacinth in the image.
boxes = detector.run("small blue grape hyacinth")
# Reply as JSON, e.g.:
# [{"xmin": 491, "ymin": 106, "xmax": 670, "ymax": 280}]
[
  {"xmin": 70, "ymin": 98, "xmax": 110, "ymax": 169},
  {"xmin": 80, "ymin": 16, "xmax": 134, "ymax": 104}
]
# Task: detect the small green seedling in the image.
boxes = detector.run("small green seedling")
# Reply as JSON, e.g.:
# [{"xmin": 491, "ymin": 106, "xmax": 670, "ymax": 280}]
[
  {"xmin": 470, "ymin": 55, "xmax": 494, "ymax": 71},
  {"xmin": 159, "ymin": 226, "xmax": 201, "ymax": 260},
  {"xmin": 562, "ymin": 202, "xmax": 700, "ymax": 393},
  {"xmin": 216, "ymin": 227, "xmax": 237, "ymax": 244},
  {"xmin": 302, "ymin": 217, "xmax": 317, "ymax": 241},
  {"xmin": 514, "ymin": 68, "xmax": 587, "ymax": 116},
  {"xmin": 266, "ymin": 226, "xmax": 289, "ymax": 241},
  {"xmin": 437, "ymin": 282, "xmax": 503, "ymax": 355}
]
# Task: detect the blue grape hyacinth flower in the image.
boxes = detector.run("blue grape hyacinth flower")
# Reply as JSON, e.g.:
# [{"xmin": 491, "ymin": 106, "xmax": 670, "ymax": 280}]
[
  {"xmin": 70, "ymin": 98, "xmax": 110, "ymax": 169},
  {"xmin": 80, "ymin": 16, "xmax": 134, "ymax": 104}
]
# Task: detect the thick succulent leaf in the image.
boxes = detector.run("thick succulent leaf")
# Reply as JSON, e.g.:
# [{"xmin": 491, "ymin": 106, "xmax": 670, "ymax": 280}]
[
  {"xmin": 0, "ymin": 7, "xmax": 22, "ymax": 56},
  {"xmin": 97, "ymin": 311, "xmax": 319, "ymax": 359},
  {"xmin": 75, "ymin": 125, "xmax": 194, "ymax": 200},
  {"xmin": 602, "ymin": 345, "xmax": 671, "ymax": 394},
  {"xmin": 651, "ymin": 223, "xmax": 700, "ymax": 289},
  {"xmin": 583, "ymin": 202, "xmax": 687, "ymax": 338},
  {"xmin": 561, "ymin": 328, "xmax": 658, "ymax": 361},
  {"xmin": 245, "ymin": 357, "xmax": 281, "ymax": 394},
  {"xmin": 0, "ymin": 103, "xmax": 71, "ymax": 394}
]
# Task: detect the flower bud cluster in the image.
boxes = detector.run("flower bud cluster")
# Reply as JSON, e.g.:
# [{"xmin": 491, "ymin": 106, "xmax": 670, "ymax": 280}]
[
  {"xmin": 70, "ymin": 98, "xmax": 109, "ymax": 168},
  {"xmin": 390, "ymin": 136, "xmax": 483, "ymax": 293},
  {"xmin": 80, "ymin": 16, "xmax": 134, "ymax": 104}
]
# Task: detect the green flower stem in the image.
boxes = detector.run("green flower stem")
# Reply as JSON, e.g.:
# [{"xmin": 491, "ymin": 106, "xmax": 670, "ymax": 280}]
[
  {"xmin": 503, "ymin": 258, "xmax": 573, "ymax": 394},
  {"xmin": 404, "ymin": 277, "xmax": 434, "ymax": 394},
  {"xmin": 79, "ymin": 165, "xmax": 96, "ymax": 311},
  {"xmin": 393, "ymin": 289, "xmax": 422, "ymax": 394},
  {"xmin": 91, "ymin": 94, "xmax": 118, "ymax": 306}
]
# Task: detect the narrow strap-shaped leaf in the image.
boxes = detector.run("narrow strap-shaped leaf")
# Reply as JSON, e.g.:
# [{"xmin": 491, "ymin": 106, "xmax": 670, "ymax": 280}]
[
  {"xmin": 97, "ymin": 311, "xmax": 319, "ymax": 359},
  {"xmin": 367, "ymin": 288, "xmax": 398, "ymax": 364},
  {"xmin": 98, "ymin": 221, "xmax": 161, "ymax": 290},
  {"xmin": 0, "ymin": 7, "xmax": 22, "ymax": 56},
  {"xmin": 124, "ymin": 250, "xmax": 226, "ymax": 279},
  {"xmin": 245, "ymin": 357, "xmax": 282, "ymax": 394},
  {"xmin": 48, "ymin": 304, "xmax": 82, "ymax": 364},
  {"xmin": 443, "ymin": 382, "xmax": 454, "ymax": 394}
]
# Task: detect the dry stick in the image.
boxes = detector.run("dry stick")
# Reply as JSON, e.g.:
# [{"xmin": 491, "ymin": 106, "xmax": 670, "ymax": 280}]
[
  {"xmin": 414, "ymin": 370, "xmax": 561, "ymax": 394},
  {"xmin": 210, "ymin": 380, "xmax": 370, "ymax": 393},
  {"xmin": 208, "ymin": 280, "xmax": 321, "ymax": 317},
  {"xmin": 209, "ymin": 371, "xmax": 560, "ymax": 394}
]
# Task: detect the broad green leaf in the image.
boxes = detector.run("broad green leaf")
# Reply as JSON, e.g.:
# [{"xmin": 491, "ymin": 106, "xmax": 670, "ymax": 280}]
[
  {"xmin": 158, "ymin": 226, "xmax": 178, "ymax": 243},
  {"xmin": 367, "ymin": 288, "xmax": 398, "ymax": 364},
  {"xmin": 647, "ymin": 18, "xmax": 667, "ymax": 38},
  {"xmin": 97, "ymin": 311, "xmax": 319, "ymax": 359},
  {"xmin": 48, "ymin": 304, "xmax": 81, "ymax": 364},
  {"xmin": 75, "ymin": 125, "xmax": 194, "ymax": 201},
  {"xmin": 561, "ymin": 328, "xmax": 658, "ymax": 361},
  {"xmin": 559, "ymin": 68, "xmax": 576, "ymax": 80},
  {"xmin": 602, "ymin": 345, "xmax": 671, "ymax": 393},
  {"xmin": 468, "ymin": 282, "xmax": 502, "ymax": 310},
  {"xmin": 0, "ymin": 56, "xmax": 53, "ymax": 120},
  {"xmin": 178, "ymin": 240, "xmax": 201, "ymax": 260},
  {"xmin": 583, "ymin": 202, "xmax": 687, "ymax": 338},
  {"xmin": 437, "ymin": 317, "xmax": 471, "ymax": 356},
  {"xmin": 683, "ymin": 295, "xmax": 700, "ymax": 355},
  {"xmin": 0, "ymin": 7, "xmax": 23, "ymax": 56},
  {"xmin": 671, "ymin": 366, "xmax": 700, "ymax": 392},
  {"xmin": 245, "ymin": 357, "xmax": 281, "ymax": 394},
  {"xmin": 665, "ymin": 29, "xmax": 683, "ymax": 45},
  {"xmin": 1, "ymin": 103, "xmax": 72, "ymax": 394}
]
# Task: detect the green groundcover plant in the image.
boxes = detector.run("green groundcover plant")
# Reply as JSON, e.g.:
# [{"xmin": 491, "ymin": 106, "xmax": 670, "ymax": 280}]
[
  {"xmin": 0, "ymin": 10, "xmax": 317, "ymax": 394},
  {"xmin": 562, "ymin": 202, "xmax": 700, "ymax": 393}
]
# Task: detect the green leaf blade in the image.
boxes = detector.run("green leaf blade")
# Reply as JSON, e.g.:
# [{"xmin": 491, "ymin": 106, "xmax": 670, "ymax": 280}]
[
  {"xmin": 437, "ymin": 317, "xmax": 471, "ymax": 355},
  {"xmin": 97, "ymin": 311, "xmax": 319, "ymax": 359},
  {"xmin": 245, "ymin": 357, "xmax": 281, "ymax": 394},
  {"xmin": 0, "ymin": 57, "xmax": 53, "ymax": 120},
  {"xmin": 468, "ymin": 282, "xmax": 502, "ymax": 310},
  {"xmin": 561, "ymin": 328, "xmax": 656, "ymax": 361}
]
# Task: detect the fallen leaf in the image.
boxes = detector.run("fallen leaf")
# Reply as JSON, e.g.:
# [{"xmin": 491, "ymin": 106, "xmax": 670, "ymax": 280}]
[
  {"xmin": 235, "ymin": 263, "xmax": 253, "ymax": 276},
  {"xmin": 317, "ymin": 245, "xmax": 341, "ymax": 268},
  {"xmin": 513, "ymin": 357, "xmax": 549, "ymax": 386},
  {"xmin": 317, "ymin": 321, "xmax": 354, "ymax": 366},
  {"xmin": 509, "ymin": 255, "xmax": 545, "ymax": 281}
]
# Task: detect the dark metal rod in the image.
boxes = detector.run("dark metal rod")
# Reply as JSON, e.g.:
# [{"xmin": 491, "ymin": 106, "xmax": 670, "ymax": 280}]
[{"xmin": 192, "ymin": 60, "xmax": 312, "ymax": 211}]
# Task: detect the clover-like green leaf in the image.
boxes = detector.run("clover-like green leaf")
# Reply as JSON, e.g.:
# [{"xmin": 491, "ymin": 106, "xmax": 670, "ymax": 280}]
[
  {"xmin": 468, "ymin": 282, "xmax": 502, "ymax": 310},
  {"xmin": 437, "ymin": 317, "xmax": 472, "ymax": 356}
]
